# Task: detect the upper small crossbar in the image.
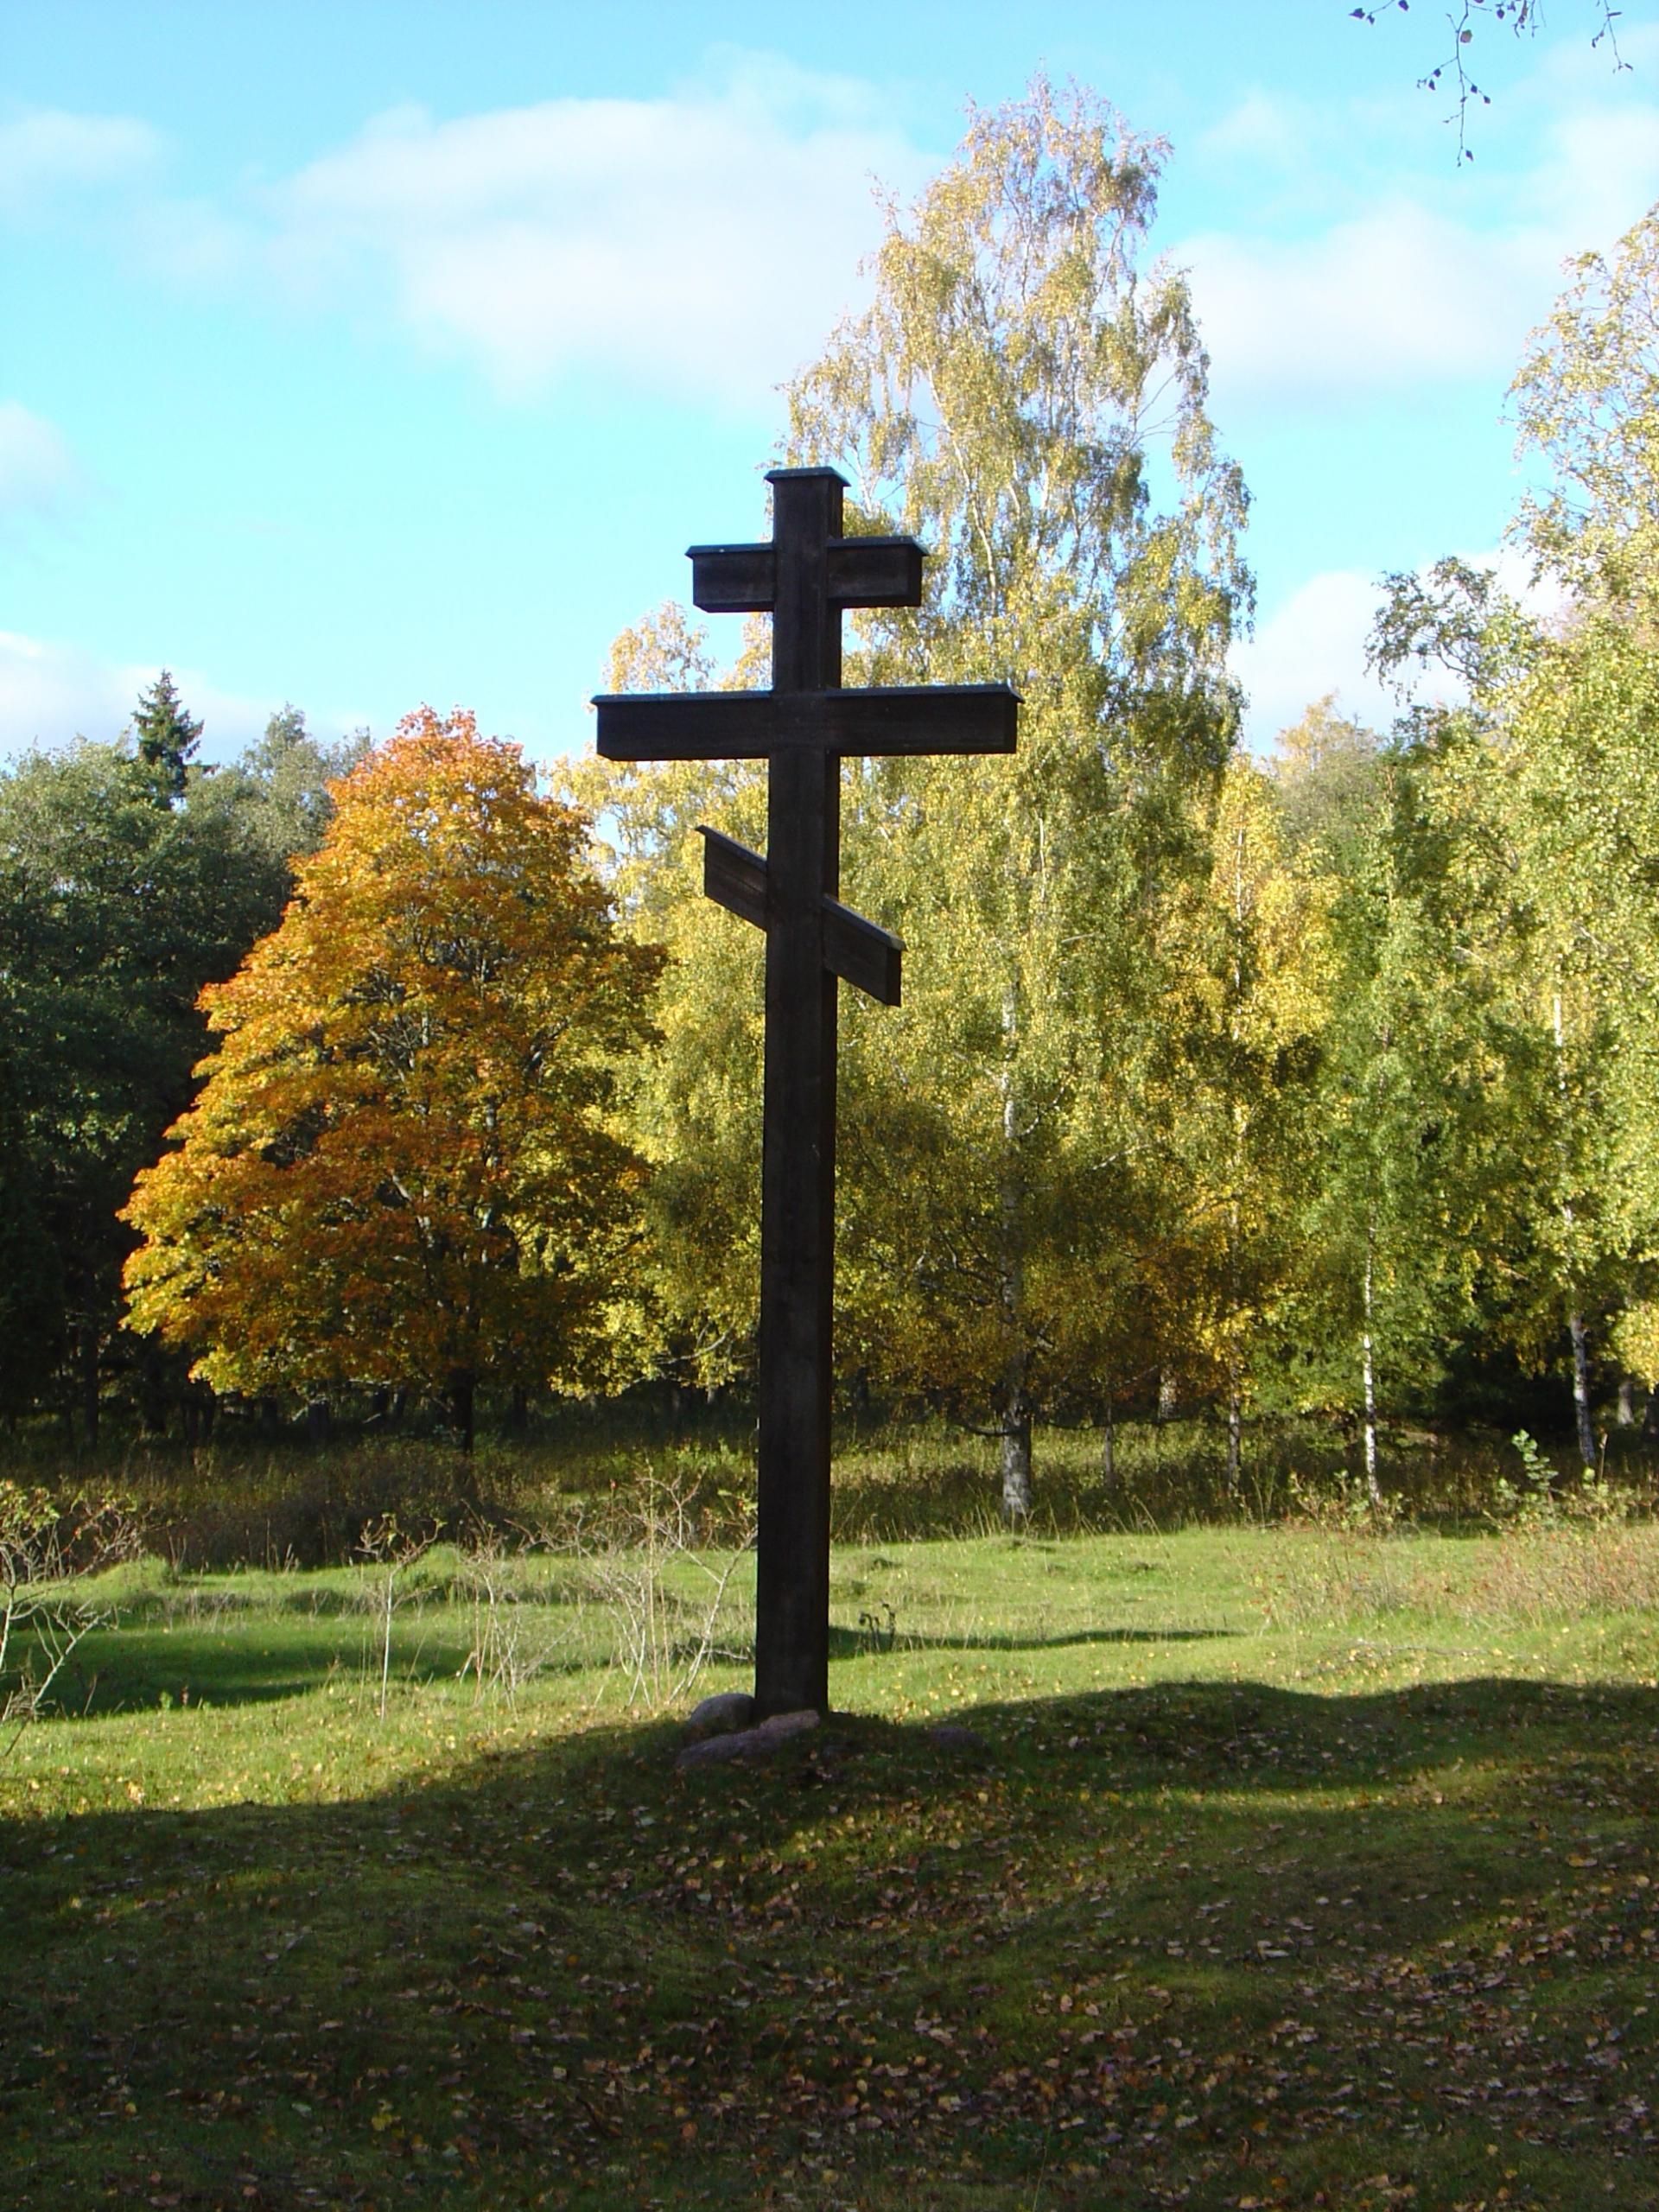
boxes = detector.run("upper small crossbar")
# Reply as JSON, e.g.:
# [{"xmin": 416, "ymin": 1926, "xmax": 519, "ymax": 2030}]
[{"xmin": 689, "ymin": 537, "xmax": 925, "ymax": 614}]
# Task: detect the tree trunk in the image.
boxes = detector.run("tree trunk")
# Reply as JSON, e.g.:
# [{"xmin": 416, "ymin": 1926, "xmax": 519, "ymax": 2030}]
[
  {"xmin": 303, "ymin": 1395, "xmax": 329, "ymax": 1446},
  {"xmin": 1568, "ymin": 1309, "xmax": 1597, "ymax": 1474},
  {"xmin": 1616, "ymin": 1377, "xmax": 1637, "ymax": 1427},
  {"xmin": 1001, "ymin": 1383, "xmax": 1033, "ymax": 1524},
  {"xmin": 1101, "ymin": 1394, "xmax": 1116, "ymax": 1486},
  {"xmin": 1552, "ymin": 991, "xmax": 1598, "ymax": 1478},
  {"xmin": 78, "ymin": 1315, "xmax": 99, "ymax": 1448},
  {"xmin": 1226, "ymin": 1373, "xmax": 1242, "ymax": 1495},
  {"xmin": 1157, "ymin": 1370, "xmax": 1178, "ymax": 1424},
  {"xmin": 851, "ymin": 1365, "xmax": 873, "ymax": 1422},
  {"xmin": 997, "ymin": 978, "xmax": 1032, "ymax": 1523},
  {"xmin": 1361, "ymin": 1227, "xmax": 1381, "ymax": 1506},
  {"xmin": 451, "ymin": 1371, "xmax": 476, "ymax": 1457}
]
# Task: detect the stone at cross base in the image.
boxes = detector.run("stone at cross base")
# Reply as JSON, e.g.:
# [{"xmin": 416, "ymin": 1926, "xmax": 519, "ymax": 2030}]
[{"xmin": 594, "ymin": 466, "xmax": 1018, "ymax": 1719}]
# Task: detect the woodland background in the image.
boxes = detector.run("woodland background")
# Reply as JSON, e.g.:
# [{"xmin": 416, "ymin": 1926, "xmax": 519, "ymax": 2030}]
[{"xmin": 7, "ymin": 85, "xmax": 1659, "ymax": 1525}]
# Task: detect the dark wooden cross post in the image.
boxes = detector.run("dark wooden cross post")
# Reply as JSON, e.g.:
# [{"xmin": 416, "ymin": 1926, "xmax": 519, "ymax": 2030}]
[{"xmin": 594, "ymin": 467, "xmax": 1018, "ymax": 1718}]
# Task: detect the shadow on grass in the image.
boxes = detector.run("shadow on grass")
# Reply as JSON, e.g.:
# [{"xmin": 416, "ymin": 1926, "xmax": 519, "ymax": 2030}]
[
  {"xmin": 5, "ymin": 1674, "xmax": 1657, "ymax": 2208},
  {"xmin": 43, "ymin": 1618, "xmax": 486, "ymax": 1718},
  {"xmin": 827, "ymin": 1623, "xmax": 1235, "ymax": 1657},
  {"xmin": 46, "ymin": 1615, "xmax": 1239, "ymax": 1721}
]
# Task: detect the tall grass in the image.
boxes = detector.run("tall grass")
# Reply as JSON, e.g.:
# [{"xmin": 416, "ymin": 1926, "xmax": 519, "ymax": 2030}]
[
  {"xmin": 3, "ymin": 1402, "xmax": 1655, "ymax": 1569},
  {"xmin": 1255, "ymin": 1489, "xmax": 1659, "ymax": 1635}
]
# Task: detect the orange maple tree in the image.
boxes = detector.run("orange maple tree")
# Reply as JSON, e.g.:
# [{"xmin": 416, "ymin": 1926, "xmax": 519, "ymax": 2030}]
[{"xmin": 122, "ymin": 708, "xmax": 662, "ymax": 1446}]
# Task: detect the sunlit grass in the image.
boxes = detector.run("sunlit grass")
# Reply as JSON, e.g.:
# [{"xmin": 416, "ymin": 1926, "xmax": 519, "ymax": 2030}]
[{"xmin": 4, "ymin": 1521, "xmax": 1658, "ymax": 2208}]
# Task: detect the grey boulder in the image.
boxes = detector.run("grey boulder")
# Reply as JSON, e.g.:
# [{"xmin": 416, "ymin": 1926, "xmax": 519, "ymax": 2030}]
[{"xmin": 677, "ymin": 1708, "xmax": 820, "ymax": 1770}]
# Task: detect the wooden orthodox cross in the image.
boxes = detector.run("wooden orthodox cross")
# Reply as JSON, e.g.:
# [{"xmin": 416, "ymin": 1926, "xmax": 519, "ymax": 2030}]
[{"xmin": 594, "ymin": 467, "xmax": 1018, "ymax": 1719}]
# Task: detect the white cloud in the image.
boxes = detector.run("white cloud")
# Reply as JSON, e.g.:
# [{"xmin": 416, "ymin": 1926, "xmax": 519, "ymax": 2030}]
[
  {"xmin": 1233, "ymin": 569, "xmax": 1405, "ymax": 752},
  {"xmin": 0, "ymin": 66, "xmax": 928, "ymax": 413},
  {"xmin": 0, "ymin": 631, "xmax": 135, "ymax": 753},
  {"xmin": 1524, "ymin": 99, "xmax": 1659, "ymax": 259},
  {"xmin": 128, "ymin": 193, "xmax": 247, "ymax": 285},
  {"xmin": 0, "ymin": 108, "xmax": 159, "ymax": 216},
  {"xmin": 1183, "ymin": 199, "xmax": 1558, "ymax": 408},
  {"xmin": 3, "ymin": 42, "xmax": 1649, "ymax": 435},
  {"xmin": 264, "ymin": 54, "xmax": 929, "ymax": 406},
  {"xmin": 1180, "ymin": 35, "xmax": 1659, "ymax": 416},
  {"xmin": 1236, "ymin": 544, "xmax": 1570, "ymax": 753},
  {"xmin": 1195, "ymin": 88, "xmax": 1325, "ymax": 175},
  {"xmin": 0, "ymin": 403, "xmax": 82, "ymax": 517},
  {"xmin": 0, "ymin": 632, "xmax": 271, "ymax": 763}
]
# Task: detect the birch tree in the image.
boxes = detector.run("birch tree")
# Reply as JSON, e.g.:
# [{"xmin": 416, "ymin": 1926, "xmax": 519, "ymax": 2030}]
[
  {"xmin": 781, "ymin": 75, "xmax": 1251, "ymax": 1515},
  {"xmin": 1158, "ymin": 753, "xmax": 1332, "ymax": 1491},
  {"xmin": 1359, "ymin": 207, "xmax": 1659, "ymax": 1466},
  {"xmin": 1283, "ymin": 744, "xmax": 1531, "ymax": 1484},
  {"xmin": 1510, "ymin": 202, "xmax": 1659, "ymax": 607}
]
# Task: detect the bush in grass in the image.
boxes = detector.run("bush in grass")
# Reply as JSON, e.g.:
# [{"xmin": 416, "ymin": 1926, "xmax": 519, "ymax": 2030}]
[{"xmin": 0, "ymin": 1480, "xmax": 141, "ymax": 1745}]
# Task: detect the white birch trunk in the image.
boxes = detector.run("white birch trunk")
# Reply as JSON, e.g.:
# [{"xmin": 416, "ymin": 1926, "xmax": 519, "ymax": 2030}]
[
  {"xmin": 999, "ymin": 979, "xmax": 1032, "ymax": 1522},
  {"xmin": 1553, "ymin": 991, "xmax": 1598, "ymax": 1476},
  {"xmin": 1568, "ymin": 1307, "xmax": 1597, "ymax": 1476},
  {"xmin": 1362, "ymin": 1226, "xmax": 1380, "ymax": 1506},
  {"xmin": 1227, "ymin": 821, "xmax": 1247, "ymax": 1499}
]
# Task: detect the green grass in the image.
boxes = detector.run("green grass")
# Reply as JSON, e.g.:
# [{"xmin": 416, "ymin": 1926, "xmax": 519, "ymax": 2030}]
[{"xmin": 3, "ymin": 1523, "xmax": 1658, "ymax": 2210}]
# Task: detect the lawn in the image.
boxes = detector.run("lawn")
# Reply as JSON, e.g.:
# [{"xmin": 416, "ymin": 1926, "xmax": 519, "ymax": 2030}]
[{"xmin": 3, "ymin": 1517, "xmax": 1656, "ymax": 2211}]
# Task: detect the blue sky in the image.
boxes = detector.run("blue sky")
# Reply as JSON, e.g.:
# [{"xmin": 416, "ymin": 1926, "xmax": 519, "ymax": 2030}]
[{"xmin": 2, "ymin": 1, "xmax": 1656, "ymax": 766}]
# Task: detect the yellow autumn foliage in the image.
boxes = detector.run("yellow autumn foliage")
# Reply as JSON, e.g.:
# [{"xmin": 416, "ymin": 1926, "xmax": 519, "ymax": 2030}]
[{"xmin": 122, "ymin": 708, "xmax": 662, "ymax": 1418}]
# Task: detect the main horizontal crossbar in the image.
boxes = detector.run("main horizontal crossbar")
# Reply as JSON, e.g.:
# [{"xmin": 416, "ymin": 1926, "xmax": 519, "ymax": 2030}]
[{"xmin": 594, "ymin": 684, "xmax": 1019, "ymax": 762}]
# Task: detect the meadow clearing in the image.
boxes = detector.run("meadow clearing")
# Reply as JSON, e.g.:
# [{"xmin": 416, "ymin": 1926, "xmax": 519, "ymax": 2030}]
[{"xmin": 2, "ymin": 1425, "xmax": 1656, "ymax": 2212}]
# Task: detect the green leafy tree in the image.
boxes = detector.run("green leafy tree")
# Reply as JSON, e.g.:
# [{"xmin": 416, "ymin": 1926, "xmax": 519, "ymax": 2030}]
[
  {"xmin": 1268, "ymin": 695, "xmax": 1384, "ymax": 861},
  {"xmin": 1153, "ymin": 754, "xmax": 1332, "ymax": 1489},
  {"xmin": 0, "ymin": 1015, "xmax": 65, "ymax": 1419},
  {"xmin": 1274, "ymin": 741, "xmax": 1535, "ymax": 1479},
  {"xmin": 1359, "ymin": 206, "xmax": 1659, "ymax": 1469},
  {"xmin": 1510, "ymin": 201, "xmax": 1659, "ymax": 605},
  {"xmin": 0, "ymin": 733, "xmax": 289, "ymax": 1434},
  {"xmin": 192, "ymin": 703, "xmax": 372, "ymax": 865},
  {"xmin": 1438, "ymin": 620, "xmax": 1659, "ymax": 1468},
  {"xmin": 561, "ymin": 605, "xmax": 769, "ymax": 1401}
]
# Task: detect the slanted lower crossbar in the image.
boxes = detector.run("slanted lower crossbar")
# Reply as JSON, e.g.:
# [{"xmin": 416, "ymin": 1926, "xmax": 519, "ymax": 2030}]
[{"xmin": 699, "ymin": 825, "xmax": 902, "ymax": 1007}]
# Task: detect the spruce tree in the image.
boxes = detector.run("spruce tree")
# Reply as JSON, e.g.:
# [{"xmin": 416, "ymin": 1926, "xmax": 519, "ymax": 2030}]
[{"xmin": 130, "ymin": 671, "xmax": 202, "ymax": 806}]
